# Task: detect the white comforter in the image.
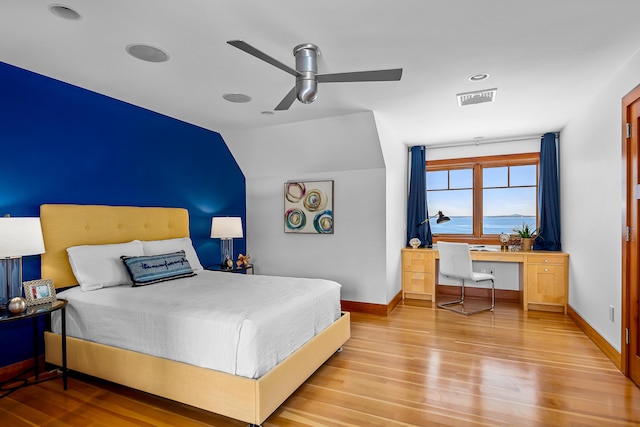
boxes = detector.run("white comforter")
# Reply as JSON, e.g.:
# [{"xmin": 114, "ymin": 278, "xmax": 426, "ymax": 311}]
[{"xmin": 51, "ymin": 270, "xmax": 341, "ymax": 379}]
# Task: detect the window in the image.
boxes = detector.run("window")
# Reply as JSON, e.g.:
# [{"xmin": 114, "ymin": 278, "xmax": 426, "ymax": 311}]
[{"xmin": 426, "ymin": 153, "xmax": 539, "ymax": 243}]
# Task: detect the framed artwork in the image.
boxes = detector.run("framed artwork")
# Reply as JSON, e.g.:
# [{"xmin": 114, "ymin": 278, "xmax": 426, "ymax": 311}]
[
  {"xmin": 23, "ymin": 279, "xmax": 57, "ymax": 306},
  {"xmin": 284, "ymin": 180, "xmax": 334, "ymax": 234}
]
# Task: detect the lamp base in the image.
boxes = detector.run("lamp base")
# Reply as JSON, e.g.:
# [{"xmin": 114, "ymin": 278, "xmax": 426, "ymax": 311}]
[
  {"xmin": 1, "ymin": 258, "xmax": 22, "ymax": 310},
  {"xmin": 220, "ymin": 239, "xmax": 234, "ymax": 269}
]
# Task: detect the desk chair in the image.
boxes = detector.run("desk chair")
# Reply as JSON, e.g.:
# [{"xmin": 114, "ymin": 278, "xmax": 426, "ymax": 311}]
[{"xmin": 436, "ymin": 241, "xmax": 495, "ymax": 315}]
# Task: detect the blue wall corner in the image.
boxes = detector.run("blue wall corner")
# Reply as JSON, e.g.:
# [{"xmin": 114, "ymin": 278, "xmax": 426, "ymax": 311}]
[{"xmin": 0, "ymin": 61, "xmax": 246, "ymax": 367}]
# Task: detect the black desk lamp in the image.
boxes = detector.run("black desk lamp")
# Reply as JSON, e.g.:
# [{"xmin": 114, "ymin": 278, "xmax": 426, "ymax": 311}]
[
  {"xmin": 419, "ymin": 210, "xmax": 450, "ymax": 226},
  {"xmin": 412, "ymin": 211, "xmax": 451, "ymax": 248}
]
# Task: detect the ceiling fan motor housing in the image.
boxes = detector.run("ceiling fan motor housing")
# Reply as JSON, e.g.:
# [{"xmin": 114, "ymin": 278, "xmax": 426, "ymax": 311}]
[{"xmin": 294, "ymin": 43, "xmax": 319, "ymax": 103}]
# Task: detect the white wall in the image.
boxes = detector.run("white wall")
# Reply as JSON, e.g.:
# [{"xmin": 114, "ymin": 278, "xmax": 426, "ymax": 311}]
[
  {"xmin": 374, "ymin": 113, "xmax": 407, "ymax": 302},
  {"xmin": 425, "ymin": 137, "xmax": 540, "ymax": 161},
  {"xmin": 222, "ymin": 112, "xmax": 389, "ymax": 304},
  {"xmin": 561, "ymin": 49, "xmax": 640, "ymax": 352}
]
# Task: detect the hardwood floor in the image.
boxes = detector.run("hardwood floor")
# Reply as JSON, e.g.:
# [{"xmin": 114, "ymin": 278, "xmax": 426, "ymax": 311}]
[{"xmin": 2, "ymin": 299, "xmax": 639, "ymax": 426}]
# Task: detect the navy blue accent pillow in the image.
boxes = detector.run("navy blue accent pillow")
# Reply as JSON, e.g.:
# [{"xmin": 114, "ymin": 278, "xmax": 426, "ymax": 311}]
[{"xmin": 121, "ymin": 250, "xmax": 195, "ymax": 286}]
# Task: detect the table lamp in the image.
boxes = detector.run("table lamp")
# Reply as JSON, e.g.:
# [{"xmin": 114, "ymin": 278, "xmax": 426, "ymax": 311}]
[
  {"xmin": 211, "ymin": 217, "xmax": 243, "ymax": 269},
  {"xmin": 419, "ymin": 210, "xmax": 451, "ymax": 225},
  {"xmin": 0, "ymin": 216, "xmax": 46, "ymax": 310}
]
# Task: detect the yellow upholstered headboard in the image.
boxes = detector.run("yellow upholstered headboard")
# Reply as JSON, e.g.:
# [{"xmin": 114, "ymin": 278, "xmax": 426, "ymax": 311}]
[{"xmin": 40, "ymin": 204, "xmax": 190, "ymax": 289}]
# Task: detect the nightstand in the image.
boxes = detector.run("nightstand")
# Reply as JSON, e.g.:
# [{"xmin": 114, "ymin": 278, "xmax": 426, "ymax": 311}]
[
  {"xmin": 206, "ymin": 264, "xmax": 254, "ymax": 274},
  {"xmin": 0, "ymin": 299, "xmax": 67, "ymax": 398}
]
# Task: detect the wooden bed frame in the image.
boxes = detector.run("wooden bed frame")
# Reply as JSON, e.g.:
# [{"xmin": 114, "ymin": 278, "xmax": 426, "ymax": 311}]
[{"xmin": 40, "ymin": 204, "xmax": 350, "ymax": 426}]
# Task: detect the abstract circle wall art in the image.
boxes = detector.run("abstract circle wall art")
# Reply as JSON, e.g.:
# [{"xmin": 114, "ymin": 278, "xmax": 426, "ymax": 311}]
[
  {"xmin": 285, "ymin": 182, "xmax": 305, "ymax": 203},
  {"xmin": 313, "ymin": 209, "xmax": 333, "ymax": 233},
  {"xmin": 284, "ymin": 208, "xmax": 306, "ymax": 231},
  {"xmin": 284, "ymin": 180, "xmax": 334, "ymax": 234},
  {"xmin": 303, "ymin": 189, "xmax": 327, "ymax": 211}
]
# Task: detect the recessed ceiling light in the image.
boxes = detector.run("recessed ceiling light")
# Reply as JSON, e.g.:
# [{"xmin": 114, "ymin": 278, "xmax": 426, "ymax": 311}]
[
  {"xmin": 469, "ymin": 73, "xmax": 490, "ymax": 82},
  {"xmin": 261, "ymin": 111, "xmax": 274, "ymax": 115},
  {"xmin": 126, "ymin": 44, "xmax": 170, "ymax": 63},
  {"xmin": 223, "ymin": 93, "xmax": 252, "ymax": 103},
  {"xmin": 49, "ymin": 4, "xmax": 81, "ymax": 20}
]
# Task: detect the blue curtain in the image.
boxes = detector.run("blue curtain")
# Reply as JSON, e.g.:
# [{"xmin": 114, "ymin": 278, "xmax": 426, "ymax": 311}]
[
  {"xmin": 407, "ymin": 146, "xmax": 432, "ymax": 247},
  {"xmin": 534, "ymin": 133, "xmax": 561, "ymax": 251}
]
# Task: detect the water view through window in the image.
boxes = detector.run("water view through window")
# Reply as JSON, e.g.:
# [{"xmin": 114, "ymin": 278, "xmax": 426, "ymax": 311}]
[
  {"xmin": 426, "ymin": 162, "xmax": 538, "ymax": 236},
  {"xmin": 429, "ymin": 215, "xmax": 537, "ymax": 235}
]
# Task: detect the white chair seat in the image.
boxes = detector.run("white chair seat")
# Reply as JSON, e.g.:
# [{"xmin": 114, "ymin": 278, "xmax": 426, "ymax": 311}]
[{"xmin": 470, "ymin": 272, "xmax": 494, "ymax": 282}]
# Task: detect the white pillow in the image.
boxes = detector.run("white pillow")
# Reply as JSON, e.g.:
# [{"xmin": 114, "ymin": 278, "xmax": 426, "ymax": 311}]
[
  {"xmin": 141, "ymin": 237, "xmax": 204, "ymax": 272},
  {"xmin": 67, "ymin": 240, "xmax": 144, "ymax": 292}
]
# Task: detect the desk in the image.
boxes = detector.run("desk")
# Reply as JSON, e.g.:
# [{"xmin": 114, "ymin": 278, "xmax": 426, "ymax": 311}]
[
  {"xmin": 401, "ymin": 248, "xmax": 569, "ymax": 313},
  {"xmin": 0, "ymin": 299, "xmax": 67, "ymax": 398}
]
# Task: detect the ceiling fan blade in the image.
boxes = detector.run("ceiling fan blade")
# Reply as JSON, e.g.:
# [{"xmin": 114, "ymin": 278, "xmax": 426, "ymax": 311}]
[
  {"xmin": 227, "ymin": 40, "xmax": 299, "ymax": 77},
  {"xmin": 317, "ymin": 68, "xmax": 403, "ymax": 83},
  {"xmin": 274, "ymin": 87, "xmax": 297, "ymax": 111}
]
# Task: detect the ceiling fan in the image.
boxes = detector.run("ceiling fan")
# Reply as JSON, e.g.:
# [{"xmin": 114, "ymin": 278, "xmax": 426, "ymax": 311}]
[{"xmin": 227, "ymin": 40, "xmax": 403, "ymax": 111}]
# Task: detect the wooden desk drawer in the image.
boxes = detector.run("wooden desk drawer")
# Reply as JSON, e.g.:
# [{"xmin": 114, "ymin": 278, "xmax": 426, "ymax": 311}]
[
  {"xmin": 526, "ymin": 264, "xmax": 566, "ymax": 305},
  {"xmin": 402, "ymin": 252, "xmax": 434, "ymax": 273},
  {"xmin": 527, "ymin": 255, "xmax": 566, "ymax": 265},
  {"xmin": 471, "ymin": 252, "xmax": 525, "ymax": 262},
  {"xmin": 403, "ymin": 271, "xmax": 435, "ymax": 293},
  {"xmin": 402, "ymin": 271, "xmax": 435, "ymax": 303}
]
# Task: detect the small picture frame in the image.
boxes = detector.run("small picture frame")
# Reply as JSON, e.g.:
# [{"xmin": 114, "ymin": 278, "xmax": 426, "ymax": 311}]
[{"xmin": 23, "ymin": 279, "xmax": 57, "ymax": 306}]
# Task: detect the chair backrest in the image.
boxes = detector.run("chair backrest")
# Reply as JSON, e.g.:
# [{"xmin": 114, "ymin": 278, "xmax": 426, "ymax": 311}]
[{"xmin": 437, "ymin": 241, "xmax": 474, "ymax": 280}]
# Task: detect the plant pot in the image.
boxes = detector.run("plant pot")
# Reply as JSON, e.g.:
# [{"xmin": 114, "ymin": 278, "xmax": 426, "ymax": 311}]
[{"xmin": 521, "ymin": 237, "xmax": 533, "ymax": 251}]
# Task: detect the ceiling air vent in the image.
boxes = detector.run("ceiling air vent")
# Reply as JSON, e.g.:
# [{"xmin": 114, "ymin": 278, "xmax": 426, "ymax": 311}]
[{"xmin": 457, "ymin": 88, "xmax": 497, "ymax": 106}]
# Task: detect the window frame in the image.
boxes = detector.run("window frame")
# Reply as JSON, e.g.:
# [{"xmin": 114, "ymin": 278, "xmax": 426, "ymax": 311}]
[{"xmin": 426, "ymin": 152, "xmax": 540, "ymax": 245}]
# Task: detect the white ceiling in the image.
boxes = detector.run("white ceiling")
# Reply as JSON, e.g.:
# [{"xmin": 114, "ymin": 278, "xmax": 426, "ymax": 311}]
[{"xmin": 2, "ymin": 1, "xmax": 640, "ymax": 146}]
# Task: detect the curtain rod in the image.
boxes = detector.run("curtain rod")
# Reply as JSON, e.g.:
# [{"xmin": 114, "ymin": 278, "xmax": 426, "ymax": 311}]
[{"xmin": 408, "ymin": 132, "xmax": 559, "ymax": 151}]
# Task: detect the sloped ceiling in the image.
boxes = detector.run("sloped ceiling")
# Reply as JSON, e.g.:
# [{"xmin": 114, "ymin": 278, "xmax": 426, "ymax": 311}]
[
  {"xmin": 2, "ymin": 1, "xmax": 640, "ymax": 146},
  {"xmin": 224, "ymin": 111, "xmax": 384, "ymax": 178}
]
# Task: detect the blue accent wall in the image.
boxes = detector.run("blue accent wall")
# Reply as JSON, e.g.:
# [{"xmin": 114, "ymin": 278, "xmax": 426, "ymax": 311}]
[{"xmin": 0, "ymin": 62, "xmax": 246, "ymax": 368}]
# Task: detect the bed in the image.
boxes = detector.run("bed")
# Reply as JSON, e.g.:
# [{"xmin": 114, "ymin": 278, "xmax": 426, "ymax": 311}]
[{"xmin": 40, "ymin": 204, "xmax": 350, "ymax": 426}]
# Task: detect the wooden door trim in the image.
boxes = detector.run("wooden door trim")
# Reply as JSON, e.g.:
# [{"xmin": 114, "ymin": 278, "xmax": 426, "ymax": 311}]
[{"xmin": 622, "ymin": 83, "xmax": 640, "ymax": 376}]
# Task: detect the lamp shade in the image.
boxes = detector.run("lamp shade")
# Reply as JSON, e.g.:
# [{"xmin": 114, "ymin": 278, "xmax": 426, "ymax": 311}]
[
  {"xmin": 0, "ymin": 217, "xmax": 46, "ymax": 257},
  {"xmin": 211, "ymin": 217, "xmax": 243, "ymax": 239}
]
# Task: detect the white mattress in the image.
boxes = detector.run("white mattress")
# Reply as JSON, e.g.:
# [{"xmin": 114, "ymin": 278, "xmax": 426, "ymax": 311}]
[{"xmin": 51, "ymin": 270, "xmax": 341, "ymax": 379}]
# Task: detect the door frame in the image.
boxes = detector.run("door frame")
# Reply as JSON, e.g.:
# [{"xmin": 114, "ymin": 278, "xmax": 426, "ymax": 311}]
[{"xmin": 622, "ymin": 83, "xmax": 640, "ymax": 379}]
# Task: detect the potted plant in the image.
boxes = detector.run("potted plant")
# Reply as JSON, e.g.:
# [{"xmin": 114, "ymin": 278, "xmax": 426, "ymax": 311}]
[{"xmin": 512, "ymin": 222, "xmax": 539, "ymax": 251}]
